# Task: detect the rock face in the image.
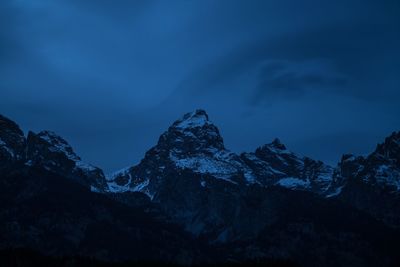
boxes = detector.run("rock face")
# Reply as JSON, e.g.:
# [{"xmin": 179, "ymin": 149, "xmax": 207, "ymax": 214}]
[
  {"xmin": 330, "ymin": 131, "xmax": 400, "ymax": 227},
  {"xmin": 108, "ymin": 110, "xmax": 254, "ymax": 195},
  {"xmin": 26, "ymin": 131, "xmax": 108, "ymax": 192},
  {"xmin": 2, "ymin": 110, "xmax": 400, "ymax": 266},
  {"xmin": 0, "ymin": 115, "xmax": 26, "ymax": 165},
  {"xmin": 107, "ymin": 110, "xmax": 337, "ymax": 240},
  {"xmin": 0, "ymin": 114, "xmax": 107, "ymax": 192},
  {"xmin": 109, "ymin": 110, "xmax": 334, "ymax": 196},
  {"xmin": 241, "ymin": 139, "xmax": 333, "ymax": 194}
]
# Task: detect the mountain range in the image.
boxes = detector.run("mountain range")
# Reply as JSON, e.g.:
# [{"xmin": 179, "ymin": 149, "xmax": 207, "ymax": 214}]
[{"xmin": 1, "ymin": 110, "xmax": 400, "ymax": 267}]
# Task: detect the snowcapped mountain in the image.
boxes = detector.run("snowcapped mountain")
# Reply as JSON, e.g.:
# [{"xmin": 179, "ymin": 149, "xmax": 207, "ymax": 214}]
[
  {"xmin": 105, "ymin": 109, "xmax": 341, "ymax": 240},
  {"xmin": 2, "ymin": 111, "xmax": 400, "ymax": 266},
  {"xmin": 331, "ymin": 131, "xmax": 400, "ymax": 192},
  {"xmin": 108, "ymin": 109, "xmax": 256, "ymax": 196},
  {"xmin": 241, "ymin": 138, "xmax": 334, "ymax": 194},
  {"xmin": 108, "ymin": 109, "xmax": 334, "ymax": 197}
]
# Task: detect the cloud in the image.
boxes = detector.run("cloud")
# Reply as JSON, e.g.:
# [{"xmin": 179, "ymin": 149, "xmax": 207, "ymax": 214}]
[
  {"xmin": 173, "ymin": 0, "xmax": 400, "ymax": 103},
  {"xmin": 251, "ymin": 60, "xmax": 348, "ymax": 103}
]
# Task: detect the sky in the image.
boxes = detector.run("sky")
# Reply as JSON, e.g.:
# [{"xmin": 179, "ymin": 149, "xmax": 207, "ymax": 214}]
[{"xmin": 1, "ymin": 0, "xmax": 399, "ymax": 173}]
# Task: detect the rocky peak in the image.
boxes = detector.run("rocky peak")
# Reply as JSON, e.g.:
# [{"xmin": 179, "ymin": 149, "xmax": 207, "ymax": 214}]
[
  {"xmin": 330, "ymin": 132, "xmax": 400, "ymax": 197},
  {"xmin": 0, "ymin": 114, "xmax": 26, "ymax": 162},
  {"xmin": 172, "ymin": 109, "xmax": 210, "ymax": 128},
  {"xmin": 26, "ymin": 130, "xmax": 108, "ymax": 192},
  {"xmin": 28, "ymin": 130, "xmax": 80, "ymax": 161},
  {"xmin": 270, "ymin": 138, "xmax": 287, "ymax": 150},
  {"xmin": 242, "ymin": 138, "xmax": 334, "ymax": 194},
  {"xmin": 108, "ymin": 109, "xmax": 252, "ymax": 195},
  {"xmin": 256, "ymin": 138, "xmax": 289, "ymax": 156},
  {"xmin": 157, "ymin": 109, "xmax": 225, "ymax": 156},
  {"xmin": 254, "ymin": 139, "xmax": 295, "ymax": 166},
  {"xmin": 0, "ymin": 114, "xmax": 24, "ymax": 138},
  {"xmin": 373, "ymin": 131, "xmax": 400, "ymax": 165}
]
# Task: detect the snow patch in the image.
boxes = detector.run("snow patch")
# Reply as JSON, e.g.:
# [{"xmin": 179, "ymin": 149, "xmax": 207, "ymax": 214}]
[
  {"xmin": 170, "ymin": 152, "xmax": 238, "ymax": 183},
  {"xmin": 276, "ymin": 177, "xmax": 310, "ymax": 189},
  {"xmin": 107, "ymin": 166, "xmax": 131, "ymax": 181},
  {"xmin": 326, "ymin": 186, "xmax": 343, "ymax": 198},
  {"xmin": 75, "ymin": 161, "xmax": 97, "ymax": 172},
  {"xmin": 175, "ymin": 111, "xmax": 210, "ymax": 129},
  {"xmin": 90, "ymin": 185, "xmax": 101, "ymax": 193},
  {"xmin": 0, "ymin": 138, "xmax": 14, "ymax": 157},
  {"xmin": 38, "ymin": 131, "xmax": 80, "ymax": 161},
  {"xmin": 375, "ymin": 164, "xmax": 400, "ymax": 190}
]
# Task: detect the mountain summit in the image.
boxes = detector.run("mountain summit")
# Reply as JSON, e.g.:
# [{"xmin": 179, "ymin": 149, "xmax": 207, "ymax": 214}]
[
  {"xmin": 0, "ymin": 114, "xmax": 108, "ymax": 192},
  {"xmin": 106, "ymin": 110, "xmax": 340, "ymax": 240},
  {"xmin": 26, "ymin": 130, "xmax": 108, "ymax": 191},
  {"xmin": 1, "ymin": 111, "xmax": 400, "ymax": 266},
  {"xmin": 108, "ymin": 110, "xmax": 337, "ymax": 197}
]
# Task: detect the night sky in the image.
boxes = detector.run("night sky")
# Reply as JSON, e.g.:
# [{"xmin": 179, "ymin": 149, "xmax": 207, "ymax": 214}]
[{"xmin": 1, "ymin": 0, "xmax": 399, "ymax": 173}]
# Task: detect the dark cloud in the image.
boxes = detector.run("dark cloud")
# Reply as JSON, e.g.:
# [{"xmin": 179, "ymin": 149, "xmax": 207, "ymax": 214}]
[
  {"xmin": 175, "ymin": 18, "xmax": 400, "ymax": 102},
  {"xmin": 251, "ymin": 60, "xmax": 348, "ymax": 103}
]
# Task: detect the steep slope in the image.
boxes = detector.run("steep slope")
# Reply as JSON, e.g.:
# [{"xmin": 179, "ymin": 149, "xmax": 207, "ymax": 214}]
[
  {"xmin": 108, "ymin": 109, "xmax": 333, "ymax": 196},
  {"xmin": 241, "ymin": 139, "xmax": 333, "ymax": 194},
  {"xmin": 2, "ymin": 112, "xmax": 400, "ymax": 266},
  {"xmin": 103, "ymin": 107, "xmax": 400, "ymax": 266},
  {"xmin": 26, "ymin": 130, "xmax": 108, "ymax": 192},
  {"xmin": 108, "ymin": 109, "xmax": 256, "ymax": 196},
  {"xmin": 0, "ymin": 115, "xmax": 26, "ymax": 166},
  {"xmin": 106, "ymin": 110, "xmax": 342, "ymax": 241},
  {"xmin": 0, "ymin": 113, "xmax": 108, "ymax": 192},
  {"xmin": 330, "ymin": 131, "xmax": 400, "ymax": 227}
]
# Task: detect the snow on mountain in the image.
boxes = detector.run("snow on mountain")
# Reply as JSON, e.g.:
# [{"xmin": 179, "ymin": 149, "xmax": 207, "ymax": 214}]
[
  {"xmin": 329, "ymin": 132, "xmax": 400, "ymax": 196},
  {"xmin": 107, "ymin": 110, "xmax": 255, "ymax": 197},
  {"xmin": 276, "ymin": 177, "xmax": 310, "ymax": 189},
  {"xmin": 0, "ymin": 138, "xmax": 15, "ymax": 157},
  {"xmin": 26, "ymin": 130, "xmax": 108, "ymax": 192},
  {"xmin": 107, "ymin": 109, "xmax": 334, "ymax": 197},
  {"xmin": 241, "ymin": 138, "xmax": 334, "ymax": 194}
]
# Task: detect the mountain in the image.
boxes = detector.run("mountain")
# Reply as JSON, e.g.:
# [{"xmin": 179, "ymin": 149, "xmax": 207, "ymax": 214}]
[
  {"xmin": 0, "ymin": 163, "xmax": 208, "ymax": 264},
  {"xmin": 107, "ymin": 110, "xmax": 338, "ymax": 240},
  {"xmin": 104, "ymin": 109, "xmax": 400, "ymax": 266},
  {"xmin": 329, "ymin": 131, "xmax": 400, "ymax": 227},
  {"xmin": 1, "ymin": 111, "xmax": 400, "ymax": 266},
  {"xmin": 240, "ymin": 138, "xmax": 333, "ymax": 194},
  {"xmin": 107, "ymin": 110, "xmax": 338, "ymax": 239},
  {"xmin": 108, "ymin": 109, "xmax": 334, "ymax": 196},
  {"xmin": 0, "ymin": 114, "xmax": 108, "ymax": 192},
  {"xmin": 26, "ymin": 130, "xmax": 108, "ymax": 192},
  {"xmin": 0, "ymin": 115, "xmax": 26, "ymax": 165}
]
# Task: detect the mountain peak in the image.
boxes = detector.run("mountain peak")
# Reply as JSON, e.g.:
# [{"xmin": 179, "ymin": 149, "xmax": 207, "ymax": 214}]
[
  {"xmin": 155, "ymin": 109, "xmax": 225, "ymax": 152},
  {"xmin": 374, "ymin": 131, "xmax": 400, "ymax": 163},
  {"xmin": 270, "ymin": 138, "xmax": 286, "ymax": 150},
  {"xmin": 33, "ymin": 130, "xmax": 80, "ymax": 161},
  {"xmin": 0, "ymin": 114, "xmax": 24, "ymax": 137},
  {"xmin": 26, "ymin": 130, "xmax": 108, "ymax": 191},
  {"xmin": 258, "ymin": 138, "xmax": 287, "ymax": 153},
  {"xmin": 173, "ymin": 109, "xmax": 210, "ymax": 129},
  {"xmin": 0, "ymin": 114, "xmax": 26, "ymax": 162}
]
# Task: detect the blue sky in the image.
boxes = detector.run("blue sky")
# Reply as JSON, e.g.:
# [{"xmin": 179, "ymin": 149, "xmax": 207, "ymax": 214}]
[{"xmin": 1, "ymin": 0, "xmax": 399, "ymax": 172}]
